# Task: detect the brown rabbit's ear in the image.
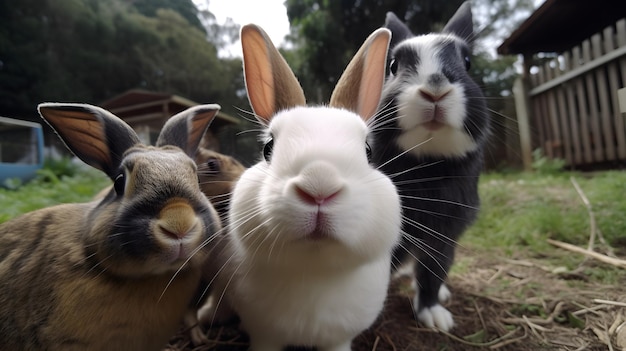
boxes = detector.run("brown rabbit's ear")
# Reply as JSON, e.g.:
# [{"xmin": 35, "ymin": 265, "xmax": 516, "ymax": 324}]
[
  {"xmin": 241, "ymin": 24, "xmax": 306, "ymax": 123},
  {"xmin": 156, "ymin": 104, "xmax": 220, "ymax": 158},
  {"xmin": 329, "ymin": 28, "xmax": 391, "ymax": 122},
  {"xmin": 37, "ymin": 103, "xmax": 140, "ymax": 179}
]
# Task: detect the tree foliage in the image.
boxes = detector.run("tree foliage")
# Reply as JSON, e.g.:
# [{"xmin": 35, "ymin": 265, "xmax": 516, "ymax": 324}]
[
  {"xmin": 285, "ymin": 0, "xmax": 466, "ymax": 103},
  {"xmin": 284, "ymin": 0, "xmax": 534, "ymax": 103},
  {"xmin": 0, "ymin": 0, "xmax": 246, "ymax": 118}
]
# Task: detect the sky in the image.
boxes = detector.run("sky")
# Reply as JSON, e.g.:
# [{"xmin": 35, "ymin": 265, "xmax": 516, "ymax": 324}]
[{"xmin": 200, "ymin": 0, "xmax": 291, "ymax": 57}]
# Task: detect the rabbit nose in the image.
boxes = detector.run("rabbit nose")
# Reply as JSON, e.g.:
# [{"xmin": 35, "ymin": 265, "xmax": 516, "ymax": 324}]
[
  {"xmin": 419, "ymin": 88, "xmax": 450, "ymax": 103},
  {"xmin": 293, "ymin": 161, "xmax": 344, "ymax": 206},
  {"xmin": 296, "ymin": 186, "xmax": 340, "ymax": 205},
  {"xmin": 158, "ymin": 199, "xmax": 197, "ymax": 239}
]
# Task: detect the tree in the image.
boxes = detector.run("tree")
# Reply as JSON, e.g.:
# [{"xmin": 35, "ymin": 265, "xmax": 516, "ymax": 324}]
[
  {"xmin": 284, "ymin": 0, "xmax": 535, "ymax": 103},
  {"xmin": 285, "ymin": 0, "xmax": 466, "ymax": 102},
  {"xmin": 0, "ymin": 0, "xmax": 246, "ymax": 118}
]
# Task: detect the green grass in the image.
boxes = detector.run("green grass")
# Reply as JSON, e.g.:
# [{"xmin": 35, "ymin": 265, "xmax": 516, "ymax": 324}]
[
  {"xmin": 466, "ymin": 171, "xmax": 626, "ymax": 249},
  {"xmin": 0, "ymin": 164, "xmax": 110, "ymax": 224},
  {"xmin": 460, "ymin": 170, "xmax": 626, "ymax": 284}
]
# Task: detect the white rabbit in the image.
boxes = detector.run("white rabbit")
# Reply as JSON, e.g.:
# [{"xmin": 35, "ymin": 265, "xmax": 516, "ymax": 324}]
[{"xmin": 201, "ymin": 24, "xmax": 401, "ymax": 351}]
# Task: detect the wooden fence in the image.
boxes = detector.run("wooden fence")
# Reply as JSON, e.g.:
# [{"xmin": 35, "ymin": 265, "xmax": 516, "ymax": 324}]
[{"xmin": 514, "ymin": 18, "xmax": 626, "ymax": 169}]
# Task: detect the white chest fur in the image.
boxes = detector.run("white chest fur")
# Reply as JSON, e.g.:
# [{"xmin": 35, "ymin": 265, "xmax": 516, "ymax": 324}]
[{"xmin": 231, "ymin": 255, "xmax": 391, "ymax": 349}]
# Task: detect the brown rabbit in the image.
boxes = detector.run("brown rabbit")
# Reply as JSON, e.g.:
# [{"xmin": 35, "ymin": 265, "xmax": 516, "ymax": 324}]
[
  {"xmin": 195, "ymin": 148, "xmax": 245, "ymax": 218},
  {"xmin": 0, "ymin": 103, "xmax": 222, "ymax": 351}
]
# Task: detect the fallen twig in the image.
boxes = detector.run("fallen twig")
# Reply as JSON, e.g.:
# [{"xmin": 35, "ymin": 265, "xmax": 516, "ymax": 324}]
[
  {"xmin": 547, "ymin": 239, "xmax": 626, "ymax": 269},
  {"xmin": 570, "ymin": 176, "xmax": 616, "ymax": 257},
  {"xmin": 570, "ymin": 177, "xmax": 597, "ymax": 251},
  {"xmin": 594, "ymin": 299, "xmax": 626, "ymax": 308},
  {"xmin": 370, "ymin": 335, "xmax": 380, "ymax": 351},
  {"xmin": 437, "ymin": 327, "xmax": 521, "ymax": 348}
]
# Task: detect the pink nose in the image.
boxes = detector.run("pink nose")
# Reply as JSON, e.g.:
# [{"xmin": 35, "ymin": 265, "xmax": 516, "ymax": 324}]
[
  {"xmin": 419, "ymin": 89, "xmax": 449, "ymax": 103},
  {"xmin": 296, "ymin": 186, "xmax": 340, "ymax": 206}
]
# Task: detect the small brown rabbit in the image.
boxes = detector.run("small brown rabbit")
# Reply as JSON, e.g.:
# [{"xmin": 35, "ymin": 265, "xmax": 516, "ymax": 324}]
[
  {"xmin": 195, "ymin": 148, "xmax": 245, "ymax": 218},
  {"xmin": 0, "ymin": 103, "xmax": 222, "ymax": 351}
]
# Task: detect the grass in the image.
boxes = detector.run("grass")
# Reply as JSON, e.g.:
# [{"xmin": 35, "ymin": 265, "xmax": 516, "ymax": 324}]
[
  {"xmin": 459, "ymin": 169, "xmax": 626, "ymax": 285},
  {"xmin": 0, "ymin": 163, "xmax": 110, "ymax": 224},
  {"xmin": 477, "ymin": 170, "xmax": 626, "ymax": 247}
]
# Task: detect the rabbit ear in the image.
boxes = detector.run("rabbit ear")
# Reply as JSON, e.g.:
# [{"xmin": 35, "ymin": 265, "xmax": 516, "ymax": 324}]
[
  {"xmin": 156, "ymin": 104, "xmax": 220, "ymax": 158},
  {"xmin": 385, "ymin": 12, "xmax": 413, "ymax": 48},
  {"xmin": 241, "ymin": 24, "xmax": 306, "ymax": 123},
  {"xmin": 329, "ymin": 28, "xmax": 391, "ymax": 123},
  {"xmin": 37, "ymin": 103, "xmax": 140, "ymax": 179},
  {"xmin": 442, "ymin": 1, "xmax": 474, "ymax": 44}
]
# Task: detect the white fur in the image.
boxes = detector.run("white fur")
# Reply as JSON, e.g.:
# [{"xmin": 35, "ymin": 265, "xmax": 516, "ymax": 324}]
[
  {"xmin": 438, "ymin": 283, "xmax": 451, "ymax": 303},
  {"xmin": 227, "ymin": 107, "xmax": 402, "ymax": 350},
  {"xmin": 385, "ymin": 34, "xmax": 478, "ymax": 158},
  {"xmin": 417, "ymin": 303, "xmax": 454, "ymax": 331},
  {"xmin": 412, "ymin": 286, "xmax": 454, "ymax": 332}
]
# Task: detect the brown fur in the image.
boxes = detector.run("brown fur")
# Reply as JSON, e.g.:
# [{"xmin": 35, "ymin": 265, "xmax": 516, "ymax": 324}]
[
  {"xmin": 0, "ymin": 204, "xmax": 202, "ymax": 350},
  {"xmin": 195, "ymin": 148, "xmax": 245, "ymax": 218}
]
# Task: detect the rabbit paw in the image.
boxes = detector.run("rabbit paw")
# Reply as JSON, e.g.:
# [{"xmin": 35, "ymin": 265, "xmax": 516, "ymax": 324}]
[{"xmin": 418, "ymin": 304, "xmax": 454, "ymax": 331}]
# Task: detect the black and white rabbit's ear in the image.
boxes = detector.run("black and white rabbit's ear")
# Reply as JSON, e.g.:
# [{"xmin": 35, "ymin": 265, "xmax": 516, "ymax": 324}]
[
  {"xmin": 37, "ymin": 103, "xmax": 140, "ymax": 179},
  {"xmin": 442, "ymin": 1, "xmax": 474, "ymax": 44},
  {"xmin": 156, "ymin": 104, "xmax": 220, "ymax": 158},
  {"xmin": 329, "ymin": 28, "xmax": 391, "ymax": 123},
  {"xmin": 241, "ymin": 24, "xmax": 306, "ymax": 124},
  {"xmin": 385, "ymin": 12, "xmax": 413, "ymax": 48}
]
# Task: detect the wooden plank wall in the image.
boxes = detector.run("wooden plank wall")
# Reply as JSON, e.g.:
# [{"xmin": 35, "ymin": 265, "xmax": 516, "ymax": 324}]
[{"xmin": 527, "ymin": 19, "xmax": 626, "ymax": 168}]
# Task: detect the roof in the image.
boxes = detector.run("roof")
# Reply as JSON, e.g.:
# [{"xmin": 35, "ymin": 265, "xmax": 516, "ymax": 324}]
[
  {"xmin": 100, "ymin": 89, "xmax": 239, "ymax": 128},
  {"xmin": 497, "ymin": 0, "xmax": 626, "ymax": 55}
]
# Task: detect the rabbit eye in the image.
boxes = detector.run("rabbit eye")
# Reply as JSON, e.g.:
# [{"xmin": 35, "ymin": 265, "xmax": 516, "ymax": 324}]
[
  {"xmin": 389, "ymin": 59, "xmax": 398, "ymax": 75},
  {"xmin": 205, "ymin": 158, "xmax": 221, "ymax": 174},
  {"xmin": 114, "ymin": 173, "xmax": 125, "ymax": 195},
  {"xmin": 365, "ymin": 142, "xmax": 373, "ymax": 162},
  {"xmin": 464, "ymin": 55, "xmax": 471, "ymax": 71},
  {"xmin": 263, "ymin": 137, "xmax": 274, "ymax": 162}
]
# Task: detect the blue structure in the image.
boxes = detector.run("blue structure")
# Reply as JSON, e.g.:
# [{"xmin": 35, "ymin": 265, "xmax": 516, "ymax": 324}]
[{"xmin": 0, "ymin": 117, "xmax": 44, "ymax": 185}]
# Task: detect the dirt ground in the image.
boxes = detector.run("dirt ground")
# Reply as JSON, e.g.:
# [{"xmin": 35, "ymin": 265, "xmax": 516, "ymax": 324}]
[{"xmin": 165, "ymin": 248, "xmax": 626, "ymax": 351}]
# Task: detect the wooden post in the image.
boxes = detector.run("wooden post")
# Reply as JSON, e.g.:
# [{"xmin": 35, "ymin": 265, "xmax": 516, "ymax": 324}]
[
  {"xmin": 618, "ymin": 87, "xmax": 626, "ymax": 113},
  {"xmin": 513, "ymin": 76, "xmax": 533, "ymax": 171}
]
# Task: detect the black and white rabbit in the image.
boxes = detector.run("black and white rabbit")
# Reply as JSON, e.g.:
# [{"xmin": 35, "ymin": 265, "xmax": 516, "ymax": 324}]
[
  {"xmin": 199, "ymin": 24, "xmax": 402, "ymax": 351},
  {"xmin": 371, "ymin": 1, "xmax": 490, "ymax": 331}
]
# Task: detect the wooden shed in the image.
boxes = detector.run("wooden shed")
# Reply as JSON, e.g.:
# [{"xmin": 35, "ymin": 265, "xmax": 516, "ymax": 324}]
[
  {"xmin": 100, "ymin": 89, "xmax": 239, "ymax": 151},
  {"xmin": 498, "ymin": 0, "xmax": 626, "ymax": 169}
]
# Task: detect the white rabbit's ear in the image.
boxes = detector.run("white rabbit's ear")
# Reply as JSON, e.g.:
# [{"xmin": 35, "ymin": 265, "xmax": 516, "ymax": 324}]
[
  {"xmin": 241, "ymin": 24, "xmax": 306, "ymax": 123},
  {"xmin": 156, "ymin": 104, "xmax": 220, "ymax": 158},
  {"xmin": 37, "ymin": 103, "xmax": 140, "ymax": 179},
  {"xmin": 329, "ymin": 28, "xmax": 391, "ymax": 123}
]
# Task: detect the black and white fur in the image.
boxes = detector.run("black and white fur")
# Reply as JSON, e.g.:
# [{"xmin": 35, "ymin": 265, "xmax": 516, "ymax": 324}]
[{"xmin": 371, "ymin": 2, "xmax": 489, "ymax": 331}]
